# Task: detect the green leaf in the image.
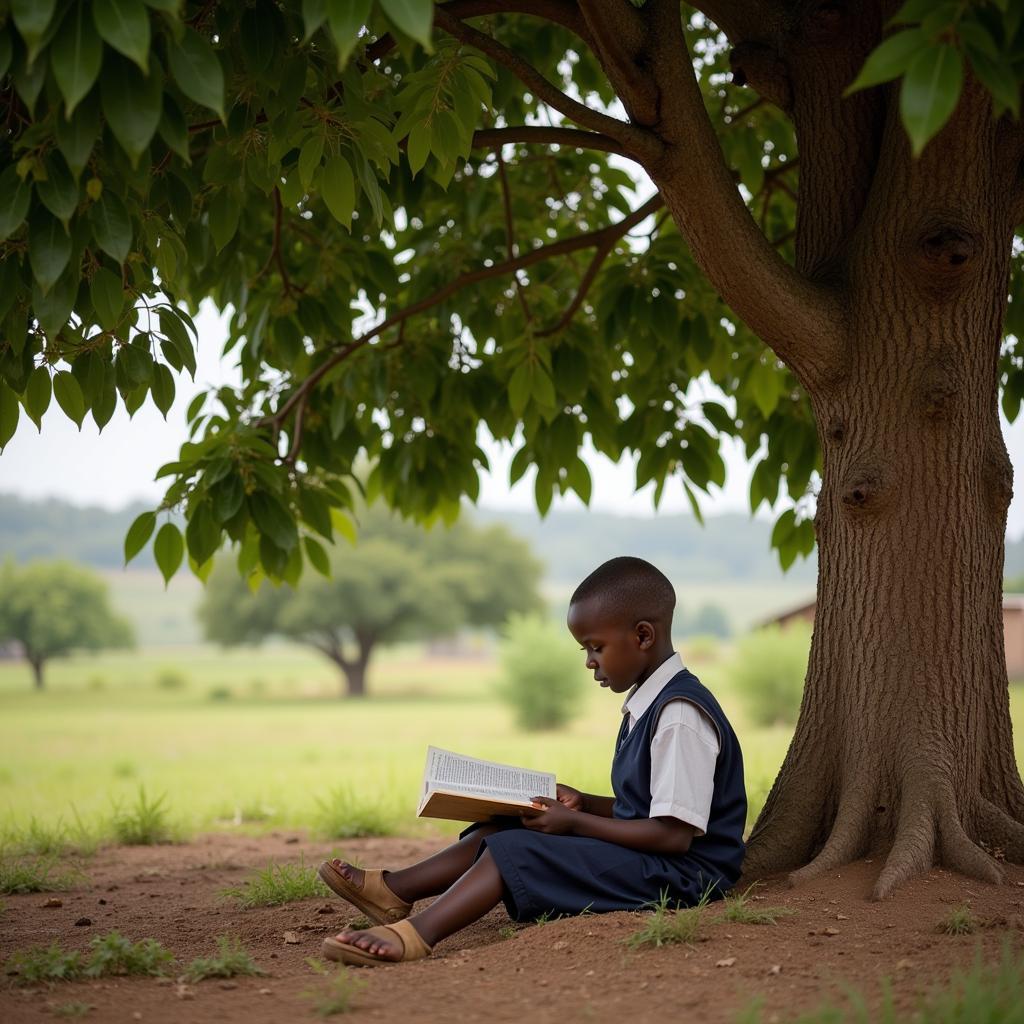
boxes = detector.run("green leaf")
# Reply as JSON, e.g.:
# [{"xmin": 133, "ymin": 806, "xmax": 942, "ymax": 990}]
[
  {"xmin": 748, "ymin": 358, "xmax": 783, "ymax": 418},
  {"xmin": 682, "ymin": 480, "xmax": 704, "ymax": 525},
  {"xmin": 508, "ymin": 362, "xmax": 531, "ymax": 416},
  {"xmin": 322, "ymin": 154, "xmax": 356, "ymax": 228},
  {"xmin": 845, "ymin": 29, "xmax": 926, "ymax": 95},
  {"xmin": 153, "ymin": 521, "xmax": 184, "ymax": 585},
  {"xmin": 968, "ymin": 50, "xmax": 1020, "ymax": 118},
  {"xmin": 212, "ymin": 473, "xmax": 244, "ymax": 522},
  {"xmin": 0, "ymin": 381, "xmax": 20, "ymax": 449},
  {"xmin": 406, "ymin": 122, "xmax": 430, "ymax": 176},
  {"xmin": 298, "ymin": 135, "xmax": 324, "ymax": 189},
  {"xmin": 0, "ymin": 166, "xmax": 32, "ymax": 241},
  {"xmin": 379, "ymin": 0, "xmax": 433, "ymax": 49},
  {"xmin": 93, "ymin": 0, "xmax": 150, "ymax": 73},
  {"xmin": 298, "ymin": 486, "xmax": 333, "ymax": 541},
  {"xmin": 900, "ymin": 44, "xmax": 963, "ymax": 157},
  {"xmin": 12, "ymin": 0, "xmax": 56, "ymax": 60},
  {"xmin": 28, "ymin": 210, "xmax": 71, "ymax": 295},
  {"xmin": 100, "ymin": 52, "xmax": 163, "ymax": 165},
  {"xmin": 90, "ymin": 266, "xmax": 125, "ymax": 330},
  {"xmin": 89, "ymin": 191, "xmax": 132, "ymax": 263},
  {"xmin": 304, "ymin": 534, "xmax": 331, "ymax": 577},
  {"xmin": 167, "ymin": 26, "xmax": 225, "ymax": 118},
  {"xmin": 52, "ymin": 370, "xmax": 85, "ymax": 427},
  {"xmin": 185, "ymin": 501, "xmax": 220, "ymax": 565},
  {"xmin": 302, "ymin": 0, "xmax": 327, "ymax": 40},
  {"xmin": 36, "ymin": 153, "xmax": 80, "ymax": 226},
  {"xmin": 327, "ymin": 0, "xmax": 372, "ymax": 69},
  {"xmin": 208, "ymin": 187, "xmax": 240, "ymax": 251},
  {"xmin": 55, "ymin": 92, "xmax": 102, "ymax": 177},
  {"xmin": 151, "ymin": 362, "xmax": 175, "ymax": 418},
  {"xmin": 25, "ymin": 366, "xmax": 52, "ymax": 429},
  {"xmin": 250, "ymin": 491, "xmax": 298, "ymax": 550},
  {"xmin": 51, "ymin": 2, "xmax": 103, "ymax": 116}
]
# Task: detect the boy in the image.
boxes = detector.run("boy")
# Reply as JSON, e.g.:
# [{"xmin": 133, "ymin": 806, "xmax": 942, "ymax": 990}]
[{"xmin": 319, "ymin": 556, "xmax": 746, "ymax": 965}]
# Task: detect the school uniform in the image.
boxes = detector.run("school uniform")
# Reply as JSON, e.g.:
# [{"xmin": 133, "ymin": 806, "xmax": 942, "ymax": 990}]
[{"xmin": 463, "ymin": 653, "xmax": 746, "ymax": 921}]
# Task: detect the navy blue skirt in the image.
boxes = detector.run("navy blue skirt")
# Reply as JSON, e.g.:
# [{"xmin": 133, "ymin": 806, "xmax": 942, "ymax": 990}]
[{"xmin": 461, "ymin": 817, "xmax": 721, "ymax": 923}]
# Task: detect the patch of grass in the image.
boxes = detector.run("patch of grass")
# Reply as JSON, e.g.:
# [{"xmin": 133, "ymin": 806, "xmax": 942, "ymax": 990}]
[
  {"xmin": 314, "ymin": 786, "xmax": 399, "ymax": 839},
  {"xmin": 7, "ymin": 810, "xmax": 101, "ymax": 858},
  {"xmin": 82, "ymin": 932, "xmax": 173, "ymax": 978},
  {"xmin": 109, "ymin": 787, "xmax": 176, "ymax": 846},
  {"xmin": 4, "ymin": 932, "xmax": 173, "ymax": 986},
  {"xmin": 938, "ymin": 904, "xmax": 977, "ymax": 936},
  {"xmin": 4, "ymin": 943, "xmax": 84, "ymax": 984},
  {"xmin": 625, "ymin": 889, "xmax": 709, "ymax": 950},
  {"xmin": 498, "ymin": 925, "xmax": 519, "ymax": 939},
  {"xmin": 220, "ymin": 858, "xmax": 329, "ymax": 908},
  {"xmin": 155, "ymin": 668, "xmax": 187, "ymax": 690},
  {"xmin": 718, "ymin": 884, "xmax": 795, "ymax": 926},
  {"xmin": 304, "ymin": 959, "xmax": 367, "ymax": 1016},
  {"xmin": 0, "ymin": 854, "xmax": 83, "ymax": 894},
  {"xmin": 183, "ymin": 936, "xmax": 265, "ymax": 982},
  {"xmin": 53, "ymin": 1003, "xmax": 94, "ymax": 1018}
]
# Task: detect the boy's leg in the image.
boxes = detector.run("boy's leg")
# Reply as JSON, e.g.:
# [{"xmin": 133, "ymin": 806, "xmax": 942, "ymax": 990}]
[
  {"xmin": 327, "ymin": 823, "xmax": 500, "ymax": 903},
  {"xmin": 335, "ymin": 848, "xmax": 504, "ymax": 959}
]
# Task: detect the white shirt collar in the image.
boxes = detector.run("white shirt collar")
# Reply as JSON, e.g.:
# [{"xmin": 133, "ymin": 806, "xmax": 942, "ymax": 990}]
[{"xmin": 621, "ymin": 652, "xmax": 686, "ymax": 725}]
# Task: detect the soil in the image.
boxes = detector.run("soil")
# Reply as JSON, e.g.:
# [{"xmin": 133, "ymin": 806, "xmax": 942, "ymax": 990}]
[{"xmin": 1, "ymin": 833, "xmax": 1022, "ymax": 1024}]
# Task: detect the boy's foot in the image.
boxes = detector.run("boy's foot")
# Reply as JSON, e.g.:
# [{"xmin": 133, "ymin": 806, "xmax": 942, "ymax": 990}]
[
  {"xmin": 332, "ymin": 925, "xmax": 402, "ymax": 961},
  {"xmin": 322, "ymin": 919, "xmax": 432, "ymax": 966},
  {"xmin": 317, "ymin": 860, "xmax": 413, "ymax": 924}
]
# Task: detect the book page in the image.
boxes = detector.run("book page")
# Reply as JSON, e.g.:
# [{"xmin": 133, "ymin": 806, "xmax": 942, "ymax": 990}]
[{"xmin": 423, "ymin": 746, "xmax": 556, "ymax": 804}]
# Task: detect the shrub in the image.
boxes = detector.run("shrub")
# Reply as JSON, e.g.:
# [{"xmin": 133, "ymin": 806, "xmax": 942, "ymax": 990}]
[
  {"xmin": 110, "ymin": 787, "xmax": 176, "ymax": 845},
  {"xmin": 731, "ymin": 622, "xmax": 812, "ymax": 727},
  {"xmin": 0, "ymin": 855, "xmax": 84, "ymax": 894},
  {"xmin": 155, "ymin": 667, "xmax": 187, "ymax": 690},
  {"xmin": 183, "ymin": 937, "xmax": 264, "ymax": 982},
  {"xmin": 220, "ymin": 859, "xmax": 329, "ymax": 908},
  {"xmin": 314, "ymin": 787, "xmax": 398, "ymax": 839},
  {"xmin": 208, "ymin": 686, "xmax": 232, "ymax": 701},
  {"xmin": 495, "ymin": 613, "xmax": 587, "ymax": 731}
]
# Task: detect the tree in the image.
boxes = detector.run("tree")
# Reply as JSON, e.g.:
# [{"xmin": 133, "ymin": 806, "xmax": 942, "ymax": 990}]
[
  {"xmin": 197, "ymin": 504, "xmax": 542, "ymax": 696},
  {"xmin": 1, "ymin": 1, "xmax": 1022, "ymax": 896},
  {"xmin": 0, "ymin": 560, "xmax": 134, "ymax": 688}
]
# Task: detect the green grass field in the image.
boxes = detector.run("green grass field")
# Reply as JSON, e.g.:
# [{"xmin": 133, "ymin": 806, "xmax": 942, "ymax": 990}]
[{"xmin": 0, "ymin": 637, "xmax": 1020, "ymax": 847}]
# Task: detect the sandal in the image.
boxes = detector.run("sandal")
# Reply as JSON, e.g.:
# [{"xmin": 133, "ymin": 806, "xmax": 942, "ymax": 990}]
[
  {"xmin": 317, "ymin": 861, "xmax": 413, "ymax": 924},
  {"xmin": 322, "ymin": 918, "xmax": 432, "ymax": 967}
]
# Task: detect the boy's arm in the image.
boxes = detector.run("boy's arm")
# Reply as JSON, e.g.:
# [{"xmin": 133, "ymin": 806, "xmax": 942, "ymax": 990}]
[
  {"xmin": 525, "ymin": 798, "xmax": 696, "ymax": 855},
  {"xmin": 581, "ymin": 794, "xmax": 616, "ymax": 817}
]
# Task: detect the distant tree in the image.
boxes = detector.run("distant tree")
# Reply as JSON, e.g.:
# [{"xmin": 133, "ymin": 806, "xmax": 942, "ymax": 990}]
[
  {"xmin": 197, "ymin": 505, "xmax": 543, "ymax": 697},
  {"xmin": 684, "ymin": 602, "xmax": 731, "ymax": 639},
  {"xmin": 1005, "ymin": 575, "xmax": 1024, "ymax": 593},
  {"xmin": 0, "ymin": 560, "xmax": 134, "ymax": 689}
]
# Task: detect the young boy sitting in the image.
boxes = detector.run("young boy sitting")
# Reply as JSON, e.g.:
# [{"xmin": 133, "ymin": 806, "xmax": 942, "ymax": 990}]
[{"xmin": 318, "ymin": 555, "xmax": 747, "ymax": 966}]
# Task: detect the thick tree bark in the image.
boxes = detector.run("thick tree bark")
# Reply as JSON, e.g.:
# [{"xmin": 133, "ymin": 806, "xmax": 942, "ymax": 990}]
[
  {"xmin": 28, "ymin": 655, "xmax": 44, "ymax": 690},
  {"xmin": 594, "ymin": 1, "xmax": 1024, "ymax": 895}
]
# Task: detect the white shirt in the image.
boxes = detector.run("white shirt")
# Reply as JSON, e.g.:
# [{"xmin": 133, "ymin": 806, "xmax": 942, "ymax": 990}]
[{"xmin": 621, "ymin": 652, "xmax": 720, "ymax": 836}]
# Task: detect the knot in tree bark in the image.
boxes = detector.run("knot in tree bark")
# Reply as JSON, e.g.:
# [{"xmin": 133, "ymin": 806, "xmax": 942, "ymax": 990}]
[
  {"xmin": 919, "ymin": 361, "xmax": 959, "ymax": 420},
  {"xmin": 826, "ymin": 417, "xmax": 845, "ymax": 444},
  {"xmin": 911, "ymin": 218, "xmax": 979, "ymax": 296},
  {"xmin": 728, "ymin": 42, "xmax": 793, "ymax": 111},
  {"xmin": 841, "ymin": 466, "xmax": 885, "ymax": 515}
]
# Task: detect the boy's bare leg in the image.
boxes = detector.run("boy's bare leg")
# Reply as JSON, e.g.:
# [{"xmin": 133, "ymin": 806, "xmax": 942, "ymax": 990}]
[
  {"xmin": 335, "ymin": 849, "xmax": 505, "ymax": 959},
  {"xmin": 328, "ymin": 823, "xmax": 500, "ymax": 903}
]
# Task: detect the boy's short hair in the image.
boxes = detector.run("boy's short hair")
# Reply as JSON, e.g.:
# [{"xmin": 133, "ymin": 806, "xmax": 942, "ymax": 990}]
[{"xmin": 570, "ymin": 556, "xmax": 676, "ymax": 625}]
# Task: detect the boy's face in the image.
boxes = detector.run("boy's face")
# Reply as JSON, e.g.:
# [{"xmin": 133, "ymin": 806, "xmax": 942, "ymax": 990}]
[{"xmin": 566, "ymin": 597, "xmax": 653, "ymax": 694}]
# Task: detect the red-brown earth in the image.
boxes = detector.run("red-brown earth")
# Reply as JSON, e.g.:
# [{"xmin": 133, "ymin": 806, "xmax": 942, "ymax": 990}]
[{"xmin": 1, "ymin": 833, "xmax": 1022, "ymax": 1023}]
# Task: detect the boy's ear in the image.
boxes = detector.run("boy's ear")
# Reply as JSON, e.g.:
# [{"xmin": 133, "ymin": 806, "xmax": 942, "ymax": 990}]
[{"xmin": 635, "ymin": 620, "xmax": 655, "ymax": 650}]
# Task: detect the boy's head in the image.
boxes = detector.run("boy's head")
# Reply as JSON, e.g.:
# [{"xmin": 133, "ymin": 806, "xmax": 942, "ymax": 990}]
[{"xmin": 566, "ymin": 556, "xmax": 676, "ymax": 694}]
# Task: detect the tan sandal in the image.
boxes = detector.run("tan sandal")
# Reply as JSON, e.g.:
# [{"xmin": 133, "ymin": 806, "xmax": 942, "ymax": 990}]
[
  {"xmin": 322, "ymin": 918, "xmax": 432, "ymax": 967},
  {"xmin": 317, "ymin": 861, "xmax": 412, "ymax": 924}
]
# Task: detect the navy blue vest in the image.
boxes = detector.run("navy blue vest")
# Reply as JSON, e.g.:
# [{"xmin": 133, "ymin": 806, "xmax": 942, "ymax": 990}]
[{"xmin": 611, "ymin": 668, "xmax": 746, "ymax": 893}]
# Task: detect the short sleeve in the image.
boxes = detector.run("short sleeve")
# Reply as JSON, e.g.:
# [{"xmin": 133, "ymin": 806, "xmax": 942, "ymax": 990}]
[{"xmin": 648, "ymin": 699, "xmax": 720, "ymax": 835}]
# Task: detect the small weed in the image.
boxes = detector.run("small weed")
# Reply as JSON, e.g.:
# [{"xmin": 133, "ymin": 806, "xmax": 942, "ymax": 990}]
[
  {"xmin": 82, "ymin": 932, "xmax": 173, "ymax": 977},
  {"xmin": 718, "ymin": 884, "xmax": 795, "ymax": 926},
  {"xmin": 498, "ymin": 925, "xmax": 519, "ymax": 940},
  {"xmin": 347, "ymin": 915, "xmax": 373, "ymax": 930},
  {"xmin": 533, "ymin": 909, "xmax": 555, "ymax": 926},
  {"xmin": 5, "ymin": 944, "xmax": 84, "ymax": 984},
  {"xmin": 53, "ymin": 1003, "xmax": 94, "ymax": 1018},
  {"xmin": 10, "ymin": 811, "xmax": 100, "ymax": 859},
  {"xmin": 314, "ymin": 787, "xmax": 398, "ymax": 839},
  {"xmin": 625, "ymin": 889, "xmax": 709, "ymax": 950},
  {"xmin": 304, "ymin": 960, "xmax": 367, "ymax": 1016},
  {"xmin": 220, "ymin": 858, "xmax": 329, "ymax": 908},
  {"xmin": 110, "ymin": 787, "xmax": 175, "ymax": 845},
  {"xmin": 183, "ymin": 936, "xmax": 265, "ymax": 982},
  {"xmin": 0, "ymin": 855, "xmax": 83, "ymax": 895},
  {"xmin": 939, "ymin": 904, "xmax": 977, "ymax": 936}
]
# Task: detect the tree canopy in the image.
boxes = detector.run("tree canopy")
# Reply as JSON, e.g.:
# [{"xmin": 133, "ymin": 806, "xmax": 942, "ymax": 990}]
[
  {"xmin": 0, "ymin": 559, "xmax": 134, "ymax": 687},
  {"xmin": 4, "ymin": 1, "xmax": 1020, "ymax": 586},
  {"xmin": 197, "ymin": 502, "xmax": 542, "ymax": 694}
]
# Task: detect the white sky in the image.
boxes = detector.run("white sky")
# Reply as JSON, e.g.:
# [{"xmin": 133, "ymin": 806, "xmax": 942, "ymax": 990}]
[{"xmin": 2, "ymin": 298, "xmax": 1023, "ymax": 541}]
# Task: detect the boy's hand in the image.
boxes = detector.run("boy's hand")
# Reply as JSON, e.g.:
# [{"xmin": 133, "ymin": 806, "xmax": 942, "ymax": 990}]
[
  {"xmin": 521, "ymin": 796, "xmax": 578, "ymax": 835},
  {"xmin": 555, "ymin": 783, "xmax": 584, "ymax": 811}
]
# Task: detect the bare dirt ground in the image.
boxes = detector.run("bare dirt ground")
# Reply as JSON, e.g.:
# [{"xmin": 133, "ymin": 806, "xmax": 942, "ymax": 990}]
[{"xmin": 1, "ymin": 833, "xmax": 1022, "ymax": 1024}]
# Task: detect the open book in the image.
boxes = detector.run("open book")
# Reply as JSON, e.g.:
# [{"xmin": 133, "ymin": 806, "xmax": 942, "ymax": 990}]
[{"xmin": 416, "ymin": 746, "xmax": 557, "ymax": 823}]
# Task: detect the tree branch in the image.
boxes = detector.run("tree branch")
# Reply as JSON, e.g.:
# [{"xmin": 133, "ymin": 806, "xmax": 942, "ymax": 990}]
[
  {"xmin": 264, "ymin": 195, "xmax": 664, "ymax": 430},
  {"xmin": 433, "ymin": 8, "xmax": 661, "ymax": 162},
  {"xmin": 537, "ymin": 194, "xmax": 665, "ymax": 336},
  {"xmin": 639, "ymin": 0, "xmax": 845, "ymax": 391},
  {"xmin": 472, "ymin": 126, "xmax": 631, "ymax": 158},
  {"xmin": 576, "ymin": 0, "xmax": 660, "ymax": 126}
]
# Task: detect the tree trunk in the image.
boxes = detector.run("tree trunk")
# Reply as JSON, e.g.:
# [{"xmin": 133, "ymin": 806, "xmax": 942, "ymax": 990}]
[
  {"xmin": 739, "ymin": 74, "xmax": 1024, "ymax": 898},
  {"xmin": 28, "ymin": 655, "xmax": 44, "ymax": 690},
  {"xmin": 322, "ymin": 632, "xmax": 375, "ymax": 698}
]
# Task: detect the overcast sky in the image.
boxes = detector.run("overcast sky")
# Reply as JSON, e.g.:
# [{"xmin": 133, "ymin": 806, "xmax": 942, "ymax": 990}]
[{"xmin": 2, "ymin": 298, "xmax": 1023, "ymax": 541}]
